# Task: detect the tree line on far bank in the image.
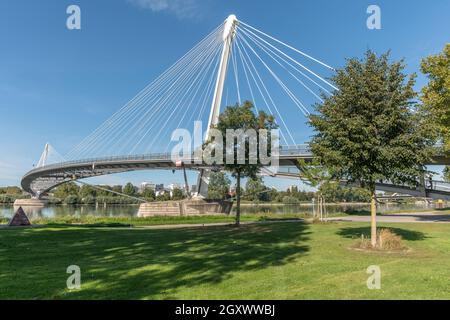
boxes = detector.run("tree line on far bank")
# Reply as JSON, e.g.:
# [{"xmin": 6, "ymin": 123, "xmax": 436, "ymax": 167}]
[{"xmin": 0, "ymin": 177, "xmax": 370, "ymax": 205}]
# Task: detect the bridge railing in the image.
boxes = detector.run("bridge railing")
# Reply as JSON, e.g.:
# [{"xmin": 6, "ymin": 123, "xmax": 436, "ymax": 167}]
[{"xmin": 29, "ymin": 145, "xmax": 312, "ymax": 172}]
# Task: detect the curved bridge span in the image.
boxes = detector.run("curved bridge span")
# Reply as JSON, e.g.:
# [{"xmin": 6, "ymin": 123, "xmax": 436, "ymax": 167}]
[{"xmin": 22, "ymin": 145, "xmax": 449, "ymax": 198}]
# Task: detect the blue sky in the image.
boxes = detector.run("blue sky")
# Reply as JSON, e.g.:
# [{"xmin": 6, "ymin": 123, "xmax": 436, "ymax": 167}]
[{"xmin": 0, "ymin": 0, "xmax": 449, "ymax": 190}]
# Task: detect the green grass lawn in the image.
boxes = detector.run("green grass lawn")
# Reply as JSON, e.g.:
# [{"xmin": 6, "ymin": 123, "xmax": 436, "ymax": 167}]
[{"xmin": 0, "ymin": 221, "xmax": 449, "ymax": 299}]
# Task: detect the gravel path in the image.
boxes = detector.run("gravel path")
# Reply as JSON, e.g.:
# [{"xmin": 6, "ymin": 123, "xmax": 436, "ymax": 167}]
[{"xmin": 326, "ymin": 212, "xmax": 450, "ymax": 223}]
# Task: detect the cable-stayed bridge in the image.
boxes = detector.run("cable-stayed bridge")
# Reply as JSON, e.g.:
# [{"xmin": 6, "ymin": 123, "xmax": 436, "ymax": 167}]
[{"xmin": 20, "ymin": 15, "xmax": 450, "ymax": 200}]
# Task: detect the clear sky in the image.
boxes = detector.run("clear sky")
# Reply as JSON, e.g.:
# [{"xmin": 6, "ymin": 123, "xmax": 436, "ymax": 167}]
[{"xmin": 0, "ymin": 0, "xmax": 449, "ymax": 190}]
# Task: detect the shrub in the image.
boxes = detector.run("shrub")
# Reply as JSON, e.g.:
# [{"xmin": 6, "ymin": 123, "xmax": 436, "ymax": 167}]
[
  {"xmin": 354, "ymin": 229, "xmax": 406, "ymax": 251},
  {"xmin": 378, "ymin": 229, "xmax": 406, "ymax": 250},
  {"xmin": 64, "ymin": 195, "xmax": 79, "ymax": 205},
  {"xmin": 282, "ymin": 196, "xmax": 299, "ymax": 204},
  {"xmin": 0, "ymin": 195, "xmax": 14, "ymax": 204},
  {"xmin": 82, "ymin": 196, "xmax": 96, "ymax": 205}
]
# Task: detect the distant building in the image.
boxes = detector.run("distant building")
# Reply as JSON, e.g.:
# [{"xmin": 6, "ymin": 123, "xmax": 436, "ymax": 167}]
[
  {"xmin": 168, "ymin": 183, "xmax": 182, "ymax": 191},
  {"xmin": 140, "ymin": 181, "xmax": 156, "ymax": 192}
]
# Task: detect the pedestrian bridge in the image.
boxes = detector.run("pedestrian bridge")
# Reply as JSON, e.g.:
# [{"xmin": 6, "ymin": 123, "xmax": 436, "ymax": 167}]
[{"xmin": 22, "ymin": 144, "xmax": 450, "ymax": 199}]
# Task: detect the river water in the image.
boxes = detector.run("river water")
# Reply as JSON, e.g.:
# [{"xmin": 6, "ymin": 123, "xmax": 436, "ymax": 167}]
[{"xmin": 0, "ymin": 201, "xmax": 439, "ymax": 220}]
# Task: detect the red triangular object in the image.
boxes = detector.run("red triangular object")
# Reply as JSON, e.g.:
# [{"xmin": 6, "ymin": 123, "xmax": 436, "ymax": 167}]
[{"xmin": 8, "ymin": 207, "xmax": 31, "ymax": 226}]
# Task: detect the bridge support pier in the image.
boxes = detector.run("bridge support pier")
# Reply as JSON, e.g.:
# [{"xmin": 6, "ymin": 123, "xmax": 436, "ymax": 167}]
[
  {"xmin": 137, "ymin": 198, "xmax": 232, "ymax": 217},
  {"xmin": 13, "ymin": 198, "xmax": 48, "ymax": 208}
]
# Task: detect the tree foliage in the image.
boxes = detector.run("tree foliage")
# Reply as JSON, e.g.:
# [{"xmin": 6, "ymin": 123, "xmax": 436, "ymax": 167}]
[
  {"xmin": 244, "ymin": 177, "xmax": 268, "ymax": 202},
  {"xmin": 171, "ymin": 187, "xmax": 184, "ymax": 200},
  {"xmin": 309, "ymin": 50, "xmax": 434, "ymax": 190},
  {"xmin": 210, "ymin": 100, "xmax": 278, "ymax": 225},
  {"xmin": 123, "ymin": 183, "xmax": 136, "ymax": 196},
  {"xmin": 207, "ymin": 172, "xmax": 231, "ymax": 200},
  {"xmin": 420, "ymin": 43, "xmax": 450, "ymax": 152},
  {"xmin": 420, "ymin": 44, "xmax": 450, "ymax": 178}
]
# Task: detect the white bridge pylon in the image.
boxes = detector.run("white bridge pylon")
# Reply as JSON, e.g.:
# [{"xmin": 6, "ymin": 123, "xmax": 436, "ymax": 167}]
[
  {"xmin": 206, "ymin": 14, "xmax": 238, "ymax": 138},
  {"xmin": 196, "ymin": 15, "xmax": 238, "ymax": 197}
]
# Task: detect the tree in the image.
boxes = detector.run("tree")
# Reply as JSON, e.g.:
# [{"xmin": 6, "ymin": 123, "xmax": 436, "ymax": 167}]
[
  {"xmin": 244, "ymin": 177, "xmax": 267, "ymax": 202},
  {"xmin": 172, "ymin": 187, "xmax": 184, "ymax": 200},
  {"xmin": 207, "ymin": 172, "xmax": 231, "ymax": 200},
  {"xmin": 123, "ymin": 183, "xmax": 136, "ymax": 196},
  {"xmin": 209, "ymin": 100, "xmax": 277, "ymax": 225},
  {"xmin": 420, "ymin": 44, "xmax": 450, "ymax": 177},
  {"xmin": 79, "ymin": 185, "xmax": 97, "ymax": 199},
  {"xmin": 52, "ymin": 182, "xmax": 79, "ymax": 199},
  {"xmin": 141, "ymin": 187, "xmax": 155, "ymax": 202},
  {"xmin": 309, "ymin": 50, "xmax": 434, "ymax": 246},
  {"xmin": 298, "ymin": 158, "xmax": 334, "ymax": 220},
  {"xmin": 112, "ymin": 185, "xmax": 123, "ymax": 195},
  {"xmin": 0, "ymin": 186, "xmax": 22, "ymax": 195},
  {"xmin": 444, "ymin": 166, "xmax": 450, "ymax": 182},
  {"xmin": 96, "ymin": 185, "xmax": 112, "ymax": 197}
]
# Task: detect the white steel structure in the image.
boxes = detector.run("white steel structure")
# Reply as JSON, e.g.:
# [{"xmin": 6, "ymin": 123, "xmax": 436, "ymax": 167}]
[{"xmin": 197, "ymin": 15, "xmax": 238, "ymax": 197}]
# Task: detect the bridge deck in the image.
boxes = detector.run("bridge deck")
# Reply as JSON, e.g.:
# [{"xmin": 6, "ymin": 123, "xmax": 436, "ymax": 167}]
[{"xmin": 21, "ymin": 145, "xmax": 450, "ymax": 198}]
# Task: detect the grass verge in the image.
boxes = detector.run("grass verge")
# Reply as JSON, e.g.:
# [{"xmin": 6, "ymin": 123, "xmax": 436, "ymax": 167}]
[{"xmin": 0, "ymin": 221, "xmax": 449, "ymax": 299}]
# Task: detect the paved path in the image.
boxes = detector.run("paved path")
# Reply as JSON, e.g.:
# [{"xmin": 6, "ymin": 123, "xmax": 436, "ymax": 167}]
[{"xmin": 326, "ymin": 212, "xmax": 450, "ymax": 223}]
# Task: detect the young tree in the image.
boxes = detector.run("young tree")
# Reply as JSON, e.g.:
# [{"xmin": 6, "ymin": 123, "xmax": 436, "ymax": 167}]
[
  {"xmin": 209, "ymin": 100, "xmax": 277, "ymax": 225},
  {"xmin": 141, "ymin": 187, "xmax": 155, "ymax": 202},
  {"xmin": 171, "ymin": 187, "xmax": 184, "ymax": 200},
  {"xmin": 309, "ymin": 50, "xmax": 434, "ymax": 246},
  {"xmin": 123, "ymin": 183, "xmax": 136, "ymax": 196},
  {"xmin": 207, "ymin": 172, "xmax": 231, "ymax": 200},
  {"xmin": 244, "ymin": 177, "xmax": 267, "ymax": 202},
  {"xmin": 297, "ymin": 158, "xmax": 334, "ymax": 220}
]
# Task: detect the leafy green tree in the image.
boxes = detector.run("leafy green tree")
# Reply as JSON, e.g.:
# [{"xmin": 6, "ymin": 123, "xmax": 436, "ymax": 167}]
[
  {"xmin": 207, "ymin": 172, "xmax": 231, "ymax": 200},
  {"xmin": 244, "ymin": 177, "xmax": 267, "ymax": 202},
  {"xmin": 156, "ymin": 193, "xmax": 171, "ymax": 202},
  {"xmin": 444, "ymin": 166, "xmax": 450, "ymax": 182},
  {"xmin": 141, "ymin": 187, "xmax": 155, "ymax": 202},
  {"xmin": 112, "ymin": 185, "xmax": 123, "ymax": 195},
  {"xmin": 53, "ymin": 182, "xmax": 79, "ymax": 199},
  {"xmin": 309, "ymin": 50, "xmax": 434, "ymax": 246},
  {"xmin": 172, "ymin": 188, "xmax": 184, "ymax": 200},
  {"xmin": 420, "ymin": 44, "xmax": 450, "ymax": 178},
  {"xmin": 79, "ymin": 185, "xmax": 97, "ymax": 199},
  {"xmin": 64, "ymin": 195, "xmax": 79, "ymax": 205},
  {"xmin": 209, "ymin": 100, "xmax": 277, "ymax": 225},
  {"xmin": 282, "ymin": 195, "xmax": 299, "ymax": 204},
  {"xmin": 82, "ymin": 195, "xmax": 96, "ymax": 205},
  {"xmin": 123, "ymin": 183, "xmax": 136, "ymax": 196},
  {"xmin": 96, "ymin": 185, "xmax": 112, "ymax": 197},
  {"xmin": 0, "ymin": 186, "xmax": 22, "ymax": 195}
]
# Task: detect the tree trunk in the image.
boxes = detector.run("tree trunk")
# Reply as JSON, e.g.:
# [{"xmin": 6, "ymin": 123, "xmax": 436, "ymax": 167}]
[
  {"xmin": 370, "ymin": 186, "xmax": 377, "ymax": 247},
  {"xmin": 236, "ymin": 170, "xmax": 241, "ymax": 226}
]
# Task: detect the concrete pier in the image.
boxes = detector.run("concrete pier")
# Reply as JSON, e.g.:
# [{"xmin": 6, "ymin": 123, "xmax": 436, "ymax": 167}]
[
  {"xmin": 13, "ymin": 198, "xmax": 48, "ymax": 208},
  {"xmin": 137, "ymin": 199, "xmax": 233, "ymax": 217}
]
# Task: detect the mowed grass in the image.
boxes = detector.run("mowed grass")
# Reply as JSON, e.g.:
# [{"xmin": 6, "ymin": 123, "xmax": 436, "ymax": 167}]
[{"xmin": 0, "ymin": 221, "xmax": 449, "ymax": 299}]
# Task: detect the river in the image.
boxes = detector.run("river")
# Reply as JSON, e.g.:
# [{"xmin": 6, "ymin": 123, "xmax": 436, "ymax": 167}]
[{"xmin": 0, "ymin": 201, "xmax": 439, "ymax": 220}]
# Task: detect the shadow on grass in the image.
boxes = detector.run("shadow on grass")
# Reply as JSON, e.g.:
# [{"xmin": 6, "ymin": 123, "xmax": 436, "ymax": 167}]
[
  {"xmin": 0, "ymin": 222, "xmax": 310, "ymax": 299},
  {"xmin": 337, "ymin": 226, "xmax": 427, "ymax": 241}
]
